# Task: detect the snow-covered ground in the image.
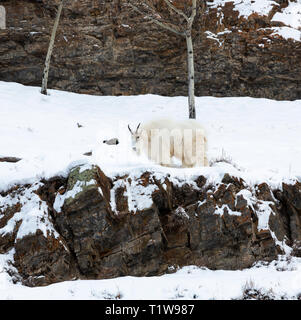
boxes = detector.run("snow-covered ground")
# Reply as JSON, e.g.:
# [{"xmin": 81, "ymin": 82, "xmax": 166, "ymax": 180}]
[
  {"xmin": 1, "ymin": 251, "xmax": 301, "ymax": 300},
  {"xmin": 1, "ymin": 81, "xmax": 301, "ymax": 192},
  {"xmin": 1, "ymin": 80, "xmax": 301, "ymax": 299}
]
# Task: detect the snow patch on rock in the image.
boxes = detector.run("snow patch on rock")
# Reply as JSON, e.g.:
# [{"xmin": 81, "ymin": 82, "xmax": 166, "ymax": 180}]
[
  {"xmin": 272, "ymin": 2, "xmax": 301, "ymax": 29},
  {"xmin": 0, "ymin": 183, "xmax": 60, "ymax": 240},
  {"xmin": 53, "ymin": 179, "xmax": 97, "ymax": 213},
  {"xmin": 208, "ymin": 0, "xmax": 278, "ymax": 18}
]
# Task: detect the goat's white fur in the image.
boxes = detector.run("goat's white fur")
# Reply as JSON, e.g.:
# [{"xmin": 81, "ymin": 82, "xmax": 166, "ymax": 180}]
[{"xmin": 130, "ymin": 118, "xmax": 208, "ymax": 168}]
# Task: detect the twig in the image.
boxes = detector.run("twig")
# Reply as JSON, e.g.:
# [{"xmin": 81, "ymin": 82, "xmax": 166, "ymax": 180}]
[{"xmin": 126, "ymin": 2, "xmax": 185, "ymax": 36}]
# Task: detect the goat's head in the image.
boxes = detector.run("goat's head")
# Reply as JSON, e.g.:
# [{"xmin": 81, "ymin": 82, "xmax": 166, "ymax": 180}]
[{"xmin": 128, "ymin": 123, "xmax": 141, "ymax": 152}]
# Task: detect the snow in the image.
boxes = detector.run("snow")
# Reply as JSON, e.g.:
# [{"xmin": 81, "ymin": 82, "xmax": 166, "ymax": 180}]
[
  {"xmin": 1, "ymin": 81, "xmax": 301, "ymax": 194},
  {"xmin": 271, "ymin": 26, "xmax": 301, "ymax": 41},
  {"xmin": 256, "ymin": 200, "xmax": 275, "ymax": 231},
  {"xmin": 1, "ymin": 252, "xmax": 301, "ymax": 299},
  {"xmin": 205, "ymin": 31, "xmax": 224, "ymax": 46},
  {"xmin": 235, "ymin": 189, "xmax": 254, "ymax": 208},
  {"xmin": 208, "ymin": 0, "xmax": 301, "ymax": 42},
  {"xmin": 272, "ymin": 1, "xmax": 301, "ymax": 30},
  {"xmin": 261, "ymin": 26, "xmax": 301, "ymax": 41},
  {"xmin": 1, "ymin": 80, "xmax": 301, "ymax": 299},
  {"xmin": 208, "ymin": 0, "xmax": 279, "ymax": 19},
  {"xmin": 110, "ymin": 174, "xmax": 158, "ymax": 214},
  {"xmin": 53, "ymin": 178, "xmax": 97, "ymax": 213},
  {"xmin": 270, "ymin": 231, "xmax": 292, "ymax": 256},
  {"xmin": 1, "ymin": 0, "xmax": 301, "ymax": 300},
  {"xmin": 235, "ymin": 188, "xmax": 277, "ymax": 233},
  {"xmin": 0, "ymin": 182, "xmax": 61, "ymax": 240},
  {"xmin": 175, "ymin": 207, "xmax": 189, "ymax": 219},
  {"xmin": 214, "ymin": 204, "xmax": 241, "ymax": 216}
]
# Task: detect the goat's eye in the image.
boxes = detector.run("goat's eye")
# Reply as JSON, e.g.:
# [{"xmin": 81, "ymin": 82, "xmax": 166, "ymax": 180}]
[{"xmin": 137, "ymin": 136, "xmax": 140, "ymax": 140}]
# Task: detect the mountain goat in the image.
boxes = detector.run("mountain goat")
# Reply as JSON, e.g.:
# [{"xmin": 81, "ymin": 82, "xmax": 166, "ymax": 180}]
[{"xmin": 128, "ymin": 118, "xmax": 208, "ymax": 168}]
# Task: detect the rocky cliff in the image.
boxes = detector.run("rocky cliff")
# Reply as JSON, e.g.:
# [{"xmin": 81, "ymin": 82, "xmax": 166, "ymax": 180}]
[
  {"xmin": 1, "ymin": 164, "xmax": 300, "ymax": 287},
  {"xmin": 0, "ymin": 0, "xmax": 301, "ymax": 100}
]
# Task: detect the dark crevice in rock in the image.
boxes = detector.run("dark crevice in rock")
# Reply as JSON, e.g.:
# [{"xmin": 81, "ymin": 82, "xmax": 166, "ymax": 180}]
[
  {"xmin": 161, "ymin": 231, "xmax": 169, "ymax": 249},
  {"xmin": 273, "ymin": 189, "xmax": 292, "ymax": 242},
  {"xmin": 275, "ymin": 183, "xmax": 301, "ymax": 245},
  {"xmin": 38, "ymin": 176, "xmax": 67, "ymax": 206},
  {"xmin": 186, "ymin": 231, "xmax": 191, "ymax": 249}
]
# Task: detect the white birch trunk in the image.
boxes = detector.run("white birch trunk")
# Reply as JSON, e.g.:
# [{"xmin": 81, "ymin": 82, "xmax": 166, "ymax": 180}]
[
  {"xmin": 0, "ymin": 6, "xmax": 6, "ymax": 30},
  {"xmin": 41, "ymin": 0, "xmax": 64, "ymax": 95},
  {"xmin": 186, "ymin": 32, "xmax": 196, "ymax": 119}
]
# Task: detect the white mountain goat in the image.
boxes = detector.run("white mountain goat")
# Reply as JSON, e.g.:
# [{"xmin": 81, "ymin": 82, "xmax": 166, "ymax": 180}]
[{"xmin": 128, "ymin": 118, "xmax": 208, "ymax": 168}]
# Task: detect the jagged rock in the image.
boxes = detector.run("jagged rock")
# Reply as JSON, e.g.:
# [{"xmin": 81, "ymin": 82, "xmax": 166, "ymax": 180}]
[
  {"xmin": 0, "ymin": 201, "xmax": 22, "ymax": 253},
  {"xmin": 0, "ymin": 0, "xmax": 300, "ymax": 100},
  {"xmin": 13, "ymin": 230, "xmax": 75, "ymax": 287},
  {"xmin": 52, "ymin": 166, "xmax": 167, "ymax": 278},
  {"xmin": 280, "ymin": 182, "xmax": 301, "ymax": 242},
  {"xmin": 0, "ymin": 182, "xmax": 74, "ymax": 286},
  {"xmin": 1, "ymin": 165, "xmax": 301, "ymax": 286}
]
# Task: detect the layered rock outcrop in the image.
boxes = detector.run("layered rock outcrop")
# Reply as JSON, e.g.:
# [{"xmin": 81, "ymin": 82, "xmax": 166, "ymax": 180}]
[
  {"xmin": 0, "ymin": 0, "xmax": 301, "ymax": 99},
  {"xmin": 1, "ymin": 164, "xmax": 300, "ymax": 287}
]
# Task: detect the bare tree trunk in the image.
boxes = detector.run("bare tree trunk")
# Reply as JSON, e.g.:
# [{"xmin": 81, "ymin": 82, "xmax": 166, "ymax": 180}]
[
  {"xmin": 186, "ymin": 0, "xmax": 197, "ymax": 119},
  {"xmin": 186, "ymin": 31, "xmax": 196, "ymax": 119},
  {"xmin": 125, "ymin": 0, "xmax": 198, "ymax": 119},
  {"xmin": 0, "ymin": 5, "xmax": 6, "ymax": 30},
  {"xmin": 41, "ymin": 0, "xmax": 64, "ymax": 95}
]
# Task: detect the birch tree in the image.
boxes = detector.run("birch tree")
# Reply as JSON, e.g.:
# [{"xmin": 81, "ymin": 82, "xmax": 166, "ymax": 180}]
[
  {"xmin": 41, "ymin": 0, "xmax": 65, "ymax": 95},
  {"xmin": 123, "ymin": 0, "xmax": 201, "ymax": 119},
  {"xmin": 0, "ymin": 6, "xmax": 6, "ymax": 30}
]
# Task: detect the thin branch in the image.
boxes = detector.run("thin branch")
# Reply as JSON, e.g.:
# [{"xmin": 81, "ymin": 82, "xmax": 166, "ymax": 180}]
[
  {"xmin": 163, "ymin": 0, "xmax": 189, "ymax": 22},
  {"xmin": 188, "ymin": 0, "xmax": 197, "ymax": 28},
  {"xmin": 126, "ymin": 2, "xmax": 185, "ymax": 36}
]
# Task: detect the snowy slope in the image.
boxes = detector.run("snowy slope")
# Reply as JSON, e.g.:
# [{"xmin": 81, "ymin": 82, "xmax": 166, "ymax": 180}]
[
  {"xmin": 1, "ymin": 81, "xmax": 301, "ymax": 193},
  {"xmin": 1, "ymin": 80, "xmax": 301, "ymax": 299}
]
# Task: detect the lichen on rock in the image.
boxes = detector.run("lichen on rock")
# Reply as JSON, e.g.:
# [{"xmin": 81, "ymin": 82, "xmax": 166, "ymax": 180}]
[{"xmin": 53, "ymin": 164, "xmax": 102, "ymax": 213}]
